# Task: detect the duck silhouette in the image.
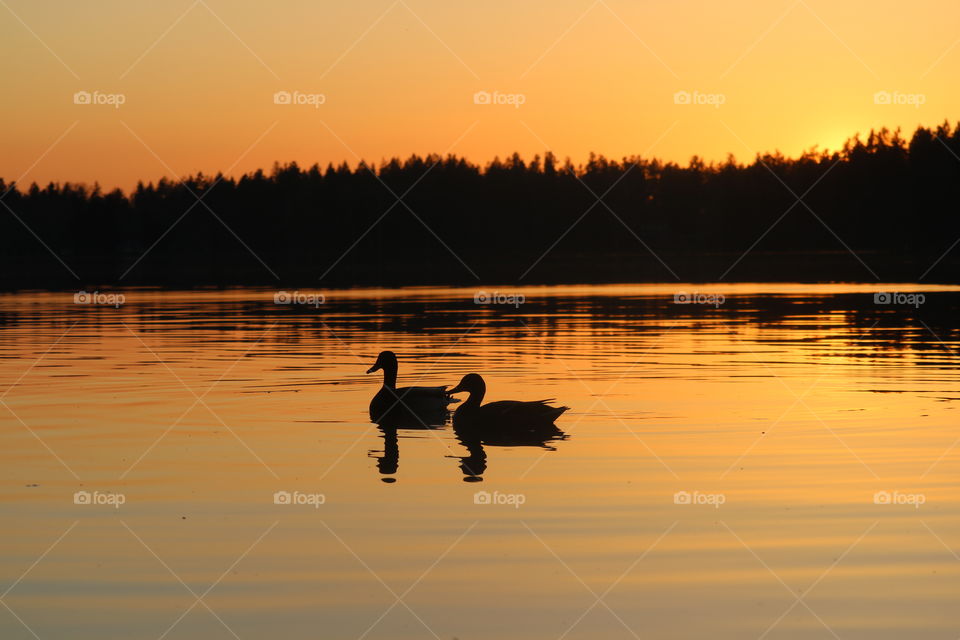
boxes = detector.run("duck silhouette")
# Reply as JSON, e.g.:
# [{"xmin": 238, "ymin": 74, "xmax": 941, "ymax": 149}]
[
  {"xmin": 448, "ymin": 373, "xmax": 569, "ymax": 432},
  {"xmin": 366, "ymin": 350, "xmax": 456, "ymax": 426}
]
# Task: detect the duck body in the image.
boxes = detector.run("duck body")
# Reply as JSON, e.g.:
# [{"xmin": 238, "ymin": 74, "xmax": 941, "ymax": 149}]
[
  {"xmin": 455, "ymin": 400, "xmax": 567, "ymax": 428},
  {"xmin": 368, "ymin": 384, "xmax": 452, "ymax": 425},
  {"xmin": 449, "ymin": 373, "xmax": 569, "ymax": 434},
  {"xmin": 367, "ymin": 351, "xmax": 456, "ymax": 426}
]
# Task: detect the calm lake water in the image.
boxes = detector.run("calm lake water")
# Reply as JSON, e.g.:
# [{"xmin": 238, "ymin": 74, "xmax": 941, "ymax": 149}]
[{"xmin": 2, "ymin": 284, "xmax": 959, "ymax": 639}]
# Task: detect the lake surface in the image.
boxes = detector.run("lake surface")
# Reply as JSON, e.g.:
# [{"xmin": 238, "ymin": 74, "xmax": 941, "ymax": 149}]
[{"xmin": 1, "ymin": 283, "xmax": 959, "ymax": 639}]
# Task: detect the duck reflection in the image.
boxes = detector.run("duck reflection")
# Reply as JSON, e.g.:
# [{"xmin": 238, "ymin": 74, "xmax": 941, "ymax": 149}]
[
  {"xmin": 370, "ymin": 418, "xmax": 567, "ymax": 483},
  {"xmin": 369, "ymin": 424, "xmax": 399, "ymax": 482},
  {"xmin": 367, "ymin": 414, "xmax": 449, "ymax": 483},
  {"xmin": 452, "ymin": 417, "xmax": 567, "ymax": 482}
]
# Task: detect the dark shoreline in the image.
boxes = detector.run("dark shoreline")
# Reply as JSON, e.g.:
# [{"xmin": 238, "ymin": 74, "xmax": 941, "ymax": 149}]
[{"xmin": 5, "ymin": 124, "xmax": 960, "ymax": 291}]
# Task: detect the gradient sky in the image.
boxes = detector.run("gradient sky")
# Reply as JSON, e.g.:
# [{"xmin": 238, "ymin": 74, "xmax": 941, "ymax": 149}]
[{"xmin": 2, "ymin": 0, "xmax": 959, "ymax": 190}]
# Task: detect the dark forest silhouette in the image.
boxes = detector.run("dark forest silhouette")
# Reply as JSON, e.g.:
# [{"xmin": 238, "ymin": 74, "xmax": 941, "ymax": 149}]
[{"xmin": 3, "ymin": 122, "xmax": 960, "ymax": 288}]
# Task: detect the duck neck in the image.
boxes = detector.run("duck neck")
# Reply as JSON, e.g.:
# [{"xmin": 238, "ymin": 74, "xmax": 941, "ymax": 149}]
[
  {"xmin": 381, "ymin": 364, "xmax": 398, "ymax": 389},
  {"xmin": 463, "ymin": 384, "xmax": 485, "ymax": 407}
]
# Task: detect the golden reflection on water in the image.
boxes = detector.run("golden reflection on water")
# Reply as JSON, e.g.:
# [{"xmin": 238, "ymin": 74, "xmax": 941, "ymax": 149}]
[{"xmin": 0, "ymin": 285, "xmax": 959, "ymax": 639}]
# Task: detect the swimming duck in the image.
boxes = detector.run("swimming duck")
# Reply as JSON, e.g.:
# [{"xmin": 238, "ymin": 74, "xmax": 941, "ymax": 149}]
[
  {"xmin": 366, "ymin": 351, "xmax": 456, "ymax": 424},
  {"xmin": 448, "ymin": 373, "xmax": 569, "ymax": 430}
]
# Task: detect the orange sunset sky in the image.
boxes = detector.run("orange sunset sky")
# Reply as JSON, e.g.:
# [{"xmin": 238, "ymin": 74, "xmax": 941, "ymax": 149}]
[{"xmin": 2, "ymin": 0, "xmax": 959, "ymax": 191}]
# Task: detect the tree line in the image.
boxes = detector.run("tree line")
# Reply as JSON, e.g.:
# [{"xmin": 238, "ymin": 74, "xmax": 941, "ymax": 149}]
[{"xmin": 2, "ymin": 122, "xmax": 959, "ymax": 287}]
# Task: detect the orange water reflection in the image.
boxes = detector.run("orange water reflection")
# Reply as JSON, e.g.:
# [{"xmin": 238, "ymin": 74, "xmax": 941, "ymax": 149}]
[{"xmin": 0, "ymin": 285, "xmax": 958, "ymax": 639}]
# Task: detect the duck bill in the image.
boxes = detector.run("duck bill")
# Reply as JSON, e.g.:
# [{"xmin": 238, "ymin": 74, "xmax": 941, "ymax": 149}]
[
  {"xmin": 448, "ymin": 383, "xmax": 464, "ymax": 394},
  {"xmin": 366, "ymin": 364, "xmax": 380, "ymax": 374}
]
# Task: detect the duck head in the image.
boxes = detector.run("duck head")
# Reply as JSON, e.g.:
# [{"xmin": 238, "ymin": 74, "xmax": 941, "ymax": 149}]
[
  {"xmin": 448, "ymin": 373, "xmax": 486, "ymax": 406},
  {"xmin": 367, "ymin": 350, "xmax": 399, "ymax": 387}
]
